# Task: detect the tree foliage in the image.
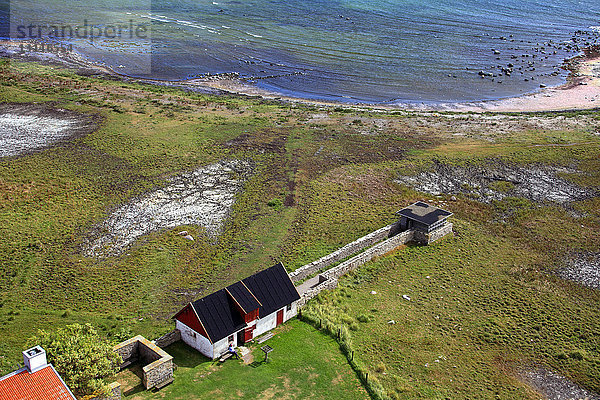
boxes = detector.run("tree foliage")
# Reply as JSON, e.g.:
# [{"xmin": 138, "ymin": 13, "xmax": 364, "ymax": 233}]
[{"xmin": 29, "ymin": 323, "xmax": 122, "ymax": 396}]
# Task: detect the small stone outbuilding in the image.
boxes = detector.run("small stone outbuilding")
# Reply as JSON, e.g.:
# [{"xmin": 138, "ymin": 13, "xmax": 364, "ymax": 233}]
[
  {"xmin": 396, "ymin": 201, "xmax": 453, "ymax": 244},
  {"xmin": 114, "ymin": 336, "xmax": 173, "ymax": 390}
]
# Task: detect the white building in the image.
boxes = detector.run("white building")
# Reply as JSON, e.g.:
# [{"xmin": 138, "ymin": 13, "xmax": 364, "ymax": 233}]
[{"xmin": 173, "ymin": 262, "xmax": 300, "ymax": 359}]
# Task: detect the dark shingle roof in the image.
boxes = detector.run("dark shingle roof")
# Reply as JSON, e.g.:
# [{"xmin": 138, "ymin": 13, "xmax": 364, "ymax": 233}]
[
  {"xmin": 242, "ymin": 262, "xmax": 300, "ymax": 317},
  {"xmin": 183, "ymin": 262, "xmax": 300, "ymax": 342},
  {"xmin": 397, "ymin": 201, "xmax": 453, "ymax": 226},
  {"xmin": 191, "ymin": 289, "xmax": 246, "ymax": 343},
  {"xmin": 226, "ymin": 281, "xmax": 261, "ymax": 313}
]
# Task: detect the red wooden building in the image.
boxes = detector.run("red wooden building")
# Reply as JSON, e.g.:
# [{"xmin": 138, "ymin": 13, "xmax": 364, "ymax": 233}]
[{"xmin": 174, "ymin": 262, "xmax": 300, "ymax": 359}]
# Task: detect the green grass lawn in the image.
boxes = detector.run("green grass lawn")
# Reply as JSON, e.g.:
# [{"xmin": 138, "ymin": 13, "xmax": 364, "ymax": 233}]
[{"xmin": 117, "ymin": 319, "xmax": 367, "ymax": 400}]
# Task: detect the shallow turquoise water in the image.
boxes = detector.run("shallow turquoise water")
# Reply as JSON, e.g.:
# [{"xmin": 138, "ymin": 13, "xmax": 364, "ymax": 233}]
[{"xmin": 4, "ymin": 0, "xmax": 600, "ymax": 103}]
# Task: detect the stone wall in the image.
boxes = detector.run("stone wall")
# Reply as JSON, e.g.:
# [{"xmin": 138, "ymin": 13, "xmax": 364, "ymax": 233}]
[
  {"xmin": 428, "ymin": 222, "xmax": 453, "ymax": 244},
  {"xmin": 153, "ymin": 329, "xmax": 181, "ymax": 348},
  {"xmin": 114, "ymin": 335, "xmax": 174, "ymax": 390},
  {"xmin": 413, "ymin": 223, "xmax": 453, "ymax": 245},
  {"xmin": 143, "ymin": 357, "xmax": 174, "ymax": 389},
  {"xmin": 297, "ymin": 275, "xmax": 338, "ymax": 307},
  {"xmin": 323, "ymin": 230, "xmax": 414, "ymax": 281},
  {"xmin": 114, "ymin": 338, "xmax": 139, "ymax": 367},
  {"xmin": 293, "ymin": 221, "xmax": 453, "ymax": 306},
  {"xmin": 289, "ymin": 224, "xmax": 394, "ymax": 282},
  {"xmin": 297, "ymin": 230, "xmax": 414, "ymax": 305},
  {"xmin": 139, "ymin": 342, "xmax": 161, "ymax": 365}
]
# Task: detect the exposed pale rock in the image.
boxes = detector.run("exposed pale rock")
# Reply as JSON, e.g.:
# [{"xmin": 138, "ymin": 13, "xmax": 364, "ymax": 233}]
[{"xmin": 82, "ymin": 160, "xmax": 253, "ymax": 257}]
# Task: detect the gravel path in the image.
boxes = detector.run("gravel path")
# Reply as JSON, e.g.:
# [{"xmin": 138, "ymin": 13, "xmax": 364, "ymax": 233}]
[{"xmin": 82, "ymin": 160, "xmax": 253, "ymax": 258}]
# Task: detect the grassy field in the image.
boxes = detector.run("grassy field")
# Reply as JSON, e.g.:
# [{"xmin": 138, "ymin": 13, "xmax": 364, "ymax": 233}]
[
  {"xmin": 302, "ymin": 221, "xmax": 600, "ymax": 399},
  {"xmin": 117, "ymin": 320, "xmax": 367, "ymax": 400},
  {"xmin": 1, "ymin": 57, "xmax": 600, "ymax": 399}
]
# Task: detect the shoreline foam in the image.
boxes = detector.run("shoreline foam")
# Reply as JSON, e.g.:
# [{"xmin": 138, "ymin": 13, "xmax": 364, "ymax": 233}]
[{"xmin": 2, "ymin": 39, "xmax": 599, "ymax": 113}]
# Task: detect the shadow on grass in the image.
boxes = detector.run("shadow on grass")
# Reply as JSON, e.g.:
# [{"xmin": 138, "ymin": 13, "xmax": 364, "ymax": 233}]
[
  {"xmin": 118, "ymin": 364, "xmax": 146, "ymax": 399},
  {"xmin": 123, "ymin": 384, "xmax": 146, "ymax": 397},
  {"xmin": 164, "ymin": 341, "xmax": 209, "ymax": 369},
  {"xmin": 248, "ymin": 358, "xmax": 272, "ymax": 368},
  {"xmin": 129, "ymin": 364, "xmax": 144, "ymax": 381},
  {"xmin": 248, "ymin": 360, "xmax": 265, "ymax": 368}
]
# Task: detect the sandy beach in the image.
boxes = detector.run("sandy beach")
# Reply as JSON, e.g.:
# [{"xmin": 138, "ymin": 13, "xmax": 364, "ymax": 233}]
[
  {"xmin": 448, "ymin": 53, "xmax": 600, "ymax": 113},
  {"xmin": 2, "ymin": 39, "xmax": 600, "ymax": 113},
  {"xmin": 198, "ymin": 50, "xmax": 600, "ymax": 113}
]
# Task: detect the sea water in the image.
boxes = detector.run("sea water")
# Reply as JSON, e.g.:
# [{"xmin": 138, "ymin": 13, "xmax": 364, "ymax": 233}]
[{"xmin": 3, "ymin": 0, "xmax": 600, "ymax": 104}]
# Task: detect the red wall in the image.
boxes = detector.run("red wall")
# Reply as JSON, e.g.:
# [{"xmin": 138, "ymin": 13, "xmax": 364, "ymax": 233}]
[
  {"xmin": 175, "ymin": 305, "xmax": 209, "ymax": 339},
  {"xmin": 244, "ymin": 308, "xmax": 259, "ymax": 323}
]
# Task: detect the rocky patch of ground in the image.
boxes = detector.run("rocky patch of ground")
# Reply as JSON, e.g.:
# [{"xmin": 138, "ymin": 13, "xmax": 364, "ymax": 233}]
[
  {"xmin": 557, "ymin": 252, "xmax": 600, "ymax": 290},
  {"xmin": 395, "ymin": 160, "xmax": 593, "ymax": 205},
  {"xmin": 306, "ymin": 112, "xmax": 600, "ymax": 140},
  {"xmin": 404, "ymin": 113, "xmax": 600, "ymax": 139},
  {"xmin": 0, "ymin": 103, "xmax": 97, "ymax": 157},
  {"xmin": 522, "ymin": 366, "xmax": 600, "ymax": 400},
  {"xmin": 82, "ymin": 160, "xmax": 253, "ymax": 258}
]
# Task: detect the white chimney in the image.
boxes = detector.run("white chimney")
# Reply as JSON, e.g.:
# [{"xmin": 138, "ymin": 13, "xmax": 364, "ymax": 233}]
[{"xmin": 23, "ymin": 346, "xmax": 47, "ymax": 373}]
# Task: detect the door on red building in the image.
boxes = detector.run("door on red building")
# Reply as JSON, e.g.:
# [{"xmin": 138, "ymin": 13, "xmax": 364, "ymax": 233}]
[
  {"xmin": 276, "ymin": 309, "xmax": 284, "ymax": 326},
  {"xmin": 244, "ymin": 326, "xmax": 255, "ymax": 342}
]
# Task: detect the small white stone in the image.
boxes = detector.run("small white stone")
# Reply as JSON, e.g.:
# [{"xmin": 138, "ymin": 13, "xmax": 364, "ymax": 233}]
[
  {"xmin": 402, "ymin": 295, "xmax": 411, "ymax": 301},
  {"xmin": 370, "ymin": 291, "xmax": 377, "ymax": 295}
]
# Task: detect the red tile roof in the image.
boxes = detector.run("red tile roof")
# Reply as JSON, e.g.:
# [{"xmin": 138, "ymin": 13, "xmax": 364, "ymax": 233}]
[{"xmin": 0, "ymin": 365, "xmax": 76, "ymax": 400}]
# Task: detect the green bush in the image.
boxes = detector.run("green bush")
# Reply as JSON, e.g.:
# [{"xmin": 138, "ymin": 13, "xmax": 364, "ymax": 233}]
[
  {"xmin": 29, "ymin": 324, "xmax": 122, "ymax": 397},
  {"xmin": 570, "ymin": 350, "xmax": 586, "ymax": 361},
  {"xmin": 357, "ymin": 313, "xmax": 372, "ymax": 323},
  {"xmin": 375, "ymin": 363, "xmax": 386, "ymax": 373},
  {"xmin": 267, "ymin": 198, "xmax": 283, "ymax": 209}
]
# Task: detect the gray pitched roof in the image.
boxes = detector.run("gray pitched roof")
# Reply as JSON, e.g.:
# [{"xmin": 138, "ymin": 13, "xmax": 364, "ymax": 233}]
[{"xmin": 397, "ymin": 201, "xmax": 453, "ymax": 226}]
